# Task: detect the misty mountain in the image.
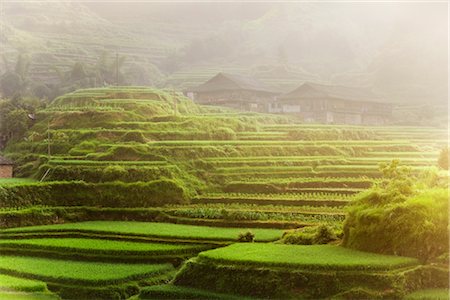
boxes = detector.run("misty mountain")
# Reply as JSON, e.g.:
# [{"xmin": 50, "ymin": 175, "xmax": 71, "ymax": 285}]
[{"xmin": 1, "ymin": 1, "xmax": 447, "ymax": 104}]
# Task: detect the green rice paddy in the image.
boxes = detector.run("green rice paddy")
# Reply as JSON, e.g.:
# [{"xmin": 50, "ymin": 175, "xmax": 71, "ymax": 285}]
[
  {"xmin": 0, "ymin": 256, "xmax": 173, "ymax": 284},
  {"xmin": 198, "ymin": 244, "xmax": 419, "ymax": 271},
  {"xmin": 1, "ymin": 221, "xmax": 283, "ymax": 242}
]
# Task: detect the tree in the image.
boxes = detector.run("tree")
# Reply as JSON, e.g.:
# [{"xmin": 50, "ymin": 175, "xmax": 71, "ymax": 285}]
[
  {"xmin": 437, "ymin": 147, "xmax": 449, "ymax": 170},
  {"xmin": 0, "ymin": 71, "xmax": 23, "ymax": 98},
  {"xmin": 70, "ymin": 62, "xmax": 87, "ymax": 81},
  {"xmin": 2, "ymin": 108, "xmax": 28, "ymax": 141}
]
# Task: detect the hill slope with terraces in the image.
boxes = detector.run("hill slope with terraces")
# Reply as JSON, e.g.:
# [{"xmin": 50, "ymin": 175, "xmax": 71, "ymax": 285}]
[
  {"xmin": 0, "ymin": 87, "xmax": 447, "ymax": 299},
  {"xmin": 2, "ymin": 87, "xmax": 446, "ymax": 229}
]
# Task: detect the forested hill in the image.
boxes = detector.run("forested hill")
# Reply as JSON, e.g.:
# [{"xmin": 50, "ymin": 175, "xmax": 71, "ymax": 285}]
[{"xmin": 1, "ymin": 2, "xmax": 447, "ymax": 105}]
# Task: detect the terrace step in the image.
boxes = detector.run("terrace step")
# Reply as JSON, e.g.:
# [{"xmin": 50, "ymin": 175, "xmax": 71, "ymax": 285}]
[{"xmin": 193, "ymin": 196, "xmax": 350, "ymax": 207}]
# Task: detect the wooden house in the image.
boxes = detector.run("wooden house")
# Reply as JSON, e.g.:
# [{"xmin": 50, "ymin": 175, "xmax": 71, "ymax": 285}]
[
  {"xmin": 0, "ymin": 156, "xmax": 13, "ymax": 178},
  {"xmin": 270, "ymin": 82, "xmax": 392, "ymax": 125},
  {"xmin": 186, "ymin": 73, "xmax": 278, "ymax": 112}
]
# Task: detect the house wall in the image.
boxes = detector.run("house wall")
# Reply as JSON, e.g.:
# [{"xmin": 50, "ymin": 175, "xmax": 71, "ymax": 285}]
[
  {"xmin": 193, "ymin": 90, "xmax": 274, "ymax": 112},
  {"xmin": 274, "ymin": 97, "xmax": 392, "ymax": 125},
  {"xmin": 0, "ymin": 165, "xmax": 13, "ymax": 178}
]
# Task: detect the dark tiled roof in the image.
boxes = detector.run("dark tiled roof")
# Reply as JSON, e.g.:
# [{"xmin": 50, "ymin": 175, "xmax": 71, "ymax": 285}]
[
  {"xmin": 280, "ymin": 82, "xmax": 386, "ymax": 103},
  {"xmin": 189, "ymin": 73, "xmax": 278, "ymax": 94},
  {"xmin": 0, "ymin": 156, "xmax": 13, "ymax": 165}
]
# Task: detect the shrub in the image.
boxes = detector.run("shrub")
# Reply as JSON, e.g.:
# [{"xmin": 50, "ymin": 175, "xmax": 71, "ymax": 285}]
[
  {"xmin": 237, "ymin": 231, "xmax": 255, "ymax": 242},
  {"xmin": 212, "ymin": 127, "xmax": 236, "ymax": 140},
  {"xmin": 343, "ymin": 161, "xmax": 449, "ymax": 262},
  {"xmin": 102, "ymin": 165, "xmax": 128, "ymax": 182},
  {"xmin": 281, "ymin": 225, "xmax": 338, "ymax": 245}
]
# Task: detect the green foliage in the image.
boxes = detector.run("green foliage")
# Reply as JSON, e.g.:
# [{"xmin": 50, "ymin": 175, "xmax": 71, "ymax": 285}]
[
  {"xmin": 0, "ymin": 238, "xmax": 206, "ymax": 257},
  {"xmin": 405, "ymin": 289, "xmax": 450, "ymax": 300},
  {"xmin": 212, "ymin": 127, "xmax": 236, "ymax": 140},
  {"xmin": 0, "ymin": 180, "xmax": 188, "ymax": 208},
  {"xmin": 237, "ymin": 231, "xmax": 254, "ymax": 242},
  {"xmin": 0, "ymin": 255, "xmax": 173, "ymax": 285},
  {"xmin": 139, "ymin": 285, "xmax": 246, "ymax": 300},
  {"xmin": 343, "ymin": 161, "xmax": 449, "ymax": 262},
  {"xmin": 174, "ymin": 244, "xmax": 421, "ymax": 299},
  {"xmin": 281, "ymin": 224, "xmax": 338, "ymax": 245},
  {"xmin": 0, "ymin": 274, "xmax": 48, "ymax": 292},
  {"xmin": 1, "ymin": 221, "xmax": 283, "ymax": 242},
  {"xmin": 196, "ymin": 244, "xmax": 418, "ymax": 270},
  {"xmin": 120, "ymin": 131, "xmax": 146, "ymax": 143},
  {"xmin": 0, "ymin": 291, "xmax": 59, "ymax": 300}
]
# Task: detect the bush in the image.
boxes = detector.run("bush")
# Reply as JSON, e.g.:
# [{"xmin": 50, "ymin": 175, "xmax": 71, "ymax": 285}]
[
  {"xmin": 212, "ymin": 127, "xmax": 236, "ymax": 140},
  {"xmin": 343, "ymin": 161, "xmax": 449, "ymax": 262},
  {"xmin": 281, "ymin": 225, "xmax": 338, "ymax": 245},
  {"xmin": 237, "ymin": 231, "xmax": 255, "ymax": 242}
]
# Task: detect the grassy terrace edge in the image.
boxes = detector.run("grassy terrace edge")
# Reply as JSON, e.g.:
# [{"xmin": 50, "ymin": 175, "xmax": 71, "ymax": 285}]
[
  {"xmin": 0, "ymin": 221, "xmax": 283, "ymax": 242},
  {"xmin": 196, "ymin": 244, "xmax": 420, "ymax": 271}
]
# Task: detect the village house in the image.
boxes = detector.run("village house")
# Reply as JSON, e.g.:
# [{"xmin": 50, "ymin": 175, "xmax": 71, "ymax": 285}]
[
  {"xmin": 269, "ymin": 82, "xmax": 392, "ymax": 125},
  {"xmin": 186, "ymin": 73, "xmax": 278, "ymax": 112},
  {"xmin": 0, "ymin": 156, "xmax": 13, "ymax": 178}
]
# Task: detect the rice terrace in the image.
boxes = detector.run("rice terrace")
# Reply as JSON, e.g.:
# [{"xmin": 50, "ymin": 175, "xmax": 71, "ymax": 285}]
[{"xmin": 0, "ymin": 2, "xmax": 448, "ymax": 300}]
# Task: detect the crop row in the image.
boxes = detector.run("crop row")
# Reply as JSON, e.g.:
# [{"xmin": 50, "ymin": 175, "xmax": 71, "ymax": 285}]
[
  {"xmin": 165, "ymin": 206, "xmax": 345, "ymax": 223},
  {"xmin": 0, "ymin": 274, "xmax": 48, "ymax": 292},
  {"xmin": 0, "ymin": 221, "xmax": 283, "ymax": 242},
  {"xmin": 196, "ymin": 244, "xmax": 419, "ymax": 271},
  {"xmin": 193, "ymin": 196, "xmax": 350, "ymax": 207},
  {"xmin": 0, "ymin": 238, "xmax": 208, "ymax": 257},
  {"xmin": 48, "ymin": 159, "xmax": 168, "ymax": 166},
  {"xmin": 0, "ymin": 255, "xmax": 173, "ymax": 286},
  {"xmin": 197, "ymin": 192, "xmax": 353, "ymax": 201}
]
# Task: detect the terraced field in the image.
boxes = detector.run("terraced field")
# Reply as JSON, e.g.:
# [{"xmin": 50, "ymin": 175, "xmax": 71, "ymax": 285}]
[{"xmin": 1, "ymin": 87, "xmax": 447, "ymax": 299}]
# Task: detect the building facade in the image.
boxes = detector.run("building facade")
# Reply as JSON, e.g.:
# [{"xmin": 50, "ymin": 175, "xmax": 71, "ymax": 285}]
[
  {"xmin": 0, "ymin": 156, "xmax": 13, "ymax": 178},
  {"xmin": 270, "ymin": 82, "xmax": 392, "ymax": 125},
  {"xmin": 186, "ymin": 73, "xmax": 278, "ymax": 112}
]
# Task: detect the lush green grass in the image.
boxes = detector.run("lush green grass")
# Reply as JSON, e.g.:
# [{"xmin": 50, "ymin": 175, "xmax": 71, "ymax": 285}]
[
  {"xmin": 405, "ymin": 289, "xmax": 449, "ymax": 300},
  {"xmin": 1, "ymin": 221, "xmax": 283, "ymax": 242},
  {"xmin": 198, "ymin": 244, "xmax": 419, "ymax": 271},
  {"xmin": 197, "ymin": 192, "xmax": 353, "ymax": 200},
  {"xmin": 0, "ymin": 274, "xmax": 47, "ymax": 292},
  {"xmin": 139, "ymin": 284, "xmax": 248, "ymax": 299},
  {"xmin": 48, "ymin": 160, "xmax": 167, "ymax": 166},
  {"xmin": 0, "ymin": 179, "xmax": 36, "ymax": 186},
  {"xmin": 0, "ymin": 291, "xmax": 60, "ymax": 300},
  {"xmin": 0, "ymin": 238, "xmax": 206, "ymax": 255},
  {"xmin": 0, "ymin": 255, "xmax": 173, "ymax": 285}
]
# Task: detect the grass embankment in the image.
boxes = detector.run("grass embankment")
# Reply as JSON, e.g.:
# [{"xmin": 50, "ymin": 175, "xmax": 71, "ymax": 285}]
[
  {"xmin": 0, "ymin": 256, "xmax": 173, "ymax": 285},
  {"xmin": 405, "ymin": 289, "xmax": 449, "ymax": 300},
  {"xmin": 0, "ymin": 238, "xmax": 208, "ymax": 256},
  {"xmin": 0, "ymin": 179, "xmax": 37, "ymax": 186},
  {"xmin": 0, "ymin": 274, "xmax": 48, "ymax": 292},
  {"xmin": 139, "ymin": 285, "xmax": 249, "ymax": 300},
  {"xmin": 0, "ymin": 221, "xmax": 283, "ymax": 242},
  {"xmin": 173, "ymin": 244, "xmax": 424, "ymax": 299},
  {"xmin": 197, "ymin": 243, "xmax": 419, "ymax": 271},
  {"xmin": 0, "ymin": 291, "xmax": 60, "ymax": 300}
]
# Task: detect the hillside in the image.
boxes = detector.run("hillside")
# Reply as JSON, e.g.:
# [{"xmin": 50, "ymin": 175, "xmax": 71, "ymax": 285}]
[
  {"xmin": 3, "ymin": 87, "xmax": 446, "ymax": 227},
  {"xmin": 1, "ymin": 2, "xmax": 447, "ymax": 104},
  {"xmin": 0, "ymin": 87, "xmax": 448, "ymax": 299}
]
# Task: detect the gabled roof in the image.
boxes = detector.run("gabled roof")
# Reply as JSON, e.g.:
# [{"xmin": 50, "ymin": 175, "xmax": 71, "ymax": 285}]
[
  {"xmin": 280, "ymin": 82, "xmax": 385, "ymax": 103},
  {"xmin": 0, "ymin": 156, "xmax": 13, "ymax": 165},
  {"xmin": 189, "ymin": 73, "xmax": 278, "ymax": 94}
]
